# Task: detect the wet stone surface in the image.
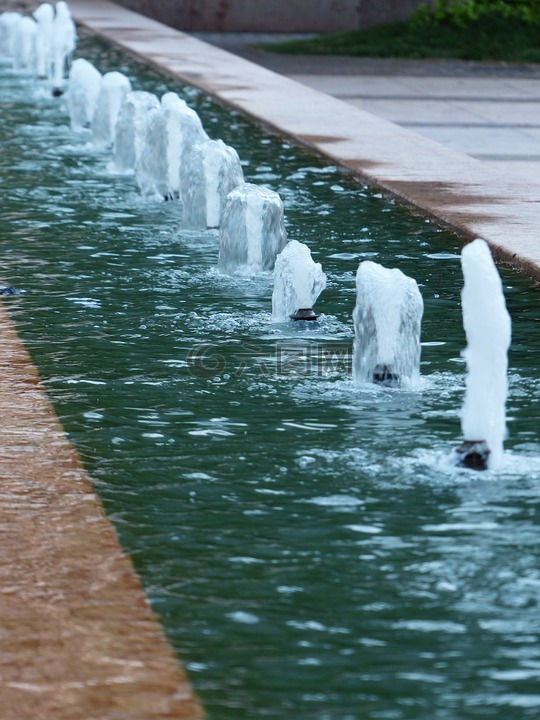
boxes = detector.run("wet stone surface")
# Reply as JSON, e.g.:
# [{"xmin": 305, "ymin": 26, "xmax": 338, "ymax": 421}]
[{"xmin": 0, "ymin": 305, "xmax": 203, "ymax": 718}]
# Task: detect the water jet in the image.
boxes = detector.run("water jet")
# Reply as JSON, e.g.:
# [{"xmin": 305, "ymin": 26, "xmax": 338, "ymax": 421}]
[
  {"xmin": 272, "ymin": 239, "xmax": 326, "ymax": 323},
  {"xmin": 113, "ymin": 90, "xmax": 160, "ymax": 173},
  {"xmin": 218, "ymin": 183, "xmax": 287, "ymax": 274},
  {"xmin": 353, "ymin": 261, "xmax": 423, "ymax": 388},
  {"xmin": 66, "ymin": 57, "xmax": 101, "ymax": 131},
  {"xmin": 456, "ymin": 238, "xmax": 511, "ymax": 470},
  {"xmin": 136, "ymin": 92, "xmax": 208, "ymax": 199},
  {"xmin": 91, "ymin": 70, "xmax": 132, "ymax": 148},
  {"xmin": 181, "ymin": 138, "xmax": 244, "ymax": 227}
]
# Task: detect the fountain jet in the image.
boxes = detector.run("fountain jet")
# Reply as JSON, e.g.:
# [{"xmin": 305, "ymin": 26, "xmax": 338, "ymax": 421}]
[
  {"xmin": 12, "ymin": 16, "xmax": 37, "ymax": 73},
  {"xmin": 0, "ymin": 13, "xmax": 22, "ymax": 58},
  {"xmin": 457, "ymin": 238, "xmax": 511, "ymax": 471},
  {"xmin": 112, "ymin": 91, "xmax": 160, "ymax": 173},
  {"xmin": 136, "ymin": 92, "xmax": 208, "ymax": 199},
  {"xmin": 91, "ymin": 71, "xmax": 132, "ymax": 149},
  {"xmin": 66, "ymin": 58, "xmax": 102, "ymax": 131},
  {"xmin": 272, "ymin": 240, "xmax": 326, "ymax": 323},
  {"xmin": 32, "ymin": 4, "xmax": 53, "ymax": 79},
  {"xmin": 218, "ymin": 183, "xmax": 287, "ymax": 275},
  {"xmin": 353, "ymin": 261, "xmax": 423, "ymax": 388},
  {"xmin": 50, "ymin": 1, "xmax": 77, "ymax": 96},
  {"xmin": 181, "ymin": 139, "xmax": 244, "ymax": 228}
]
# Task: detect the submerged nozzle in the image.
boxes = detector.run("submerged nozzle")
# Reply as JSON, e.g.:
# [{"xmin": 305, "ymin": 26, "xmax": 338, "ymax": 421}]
[
  {"xmin": 455, "ymin": 440, "xmax": 490, "ymax": 471},
  {"xmin": 372, "ymin": 364, "xmax": 399, "ymax": 387},
  {"xmin": 0, "ymin": 286, "xmax": 22, "ymax": 296},
  {"xmin": 290, "ymin": 308, "xmax": 318, "ymax": 322}
]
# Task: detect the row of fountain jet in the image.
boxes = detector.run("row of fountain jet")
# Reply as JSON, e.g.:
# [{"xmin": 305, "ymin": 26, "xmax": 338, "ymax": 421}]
[
  {"xmin": 0, "ymin": 2, "xmax": 76, "ymax": 95},
  {"xmin": 1, "ymin": 3, "xmax": 512, "ymax": 472}
]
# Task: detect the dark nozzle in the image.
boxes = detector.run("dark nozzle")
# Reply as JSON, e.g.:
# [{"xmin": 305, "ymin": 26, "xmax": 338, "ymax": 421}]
[
  {"xmin": 455, "ymin": 440, "xmax": 490, "ymax": 471},
  {"xmin": 290, "ymin": 308, "xmax": 318, "ymax": 322},
  {"xmin": 52, "ymin": 87, "xmax": 64, "ymax": 97},
  {"xmin": 0, "ymin": 286, "xmax": 22, "ymax": 296},
  {"xmin": 372, "ymin": 364, "xmax": 399, "ymax": 387}
]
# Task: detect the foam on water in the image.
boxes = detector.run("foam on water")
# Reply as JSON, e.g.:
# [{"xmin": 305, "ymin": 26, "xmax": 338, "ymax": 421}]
[
  {"xmin": 353, "ymin": 260, "xmax": 424, "ymax": 388},
  {"xmin": 460, "ymin": 238, "xmax": 511, "ymax": 470},
  {"xmin": 272, "ymin": 239, "xmax": 327, "ymax": 322},
  {"xmin": 181, "ymin": 139, "xmax": 244, "ymax": 228}
]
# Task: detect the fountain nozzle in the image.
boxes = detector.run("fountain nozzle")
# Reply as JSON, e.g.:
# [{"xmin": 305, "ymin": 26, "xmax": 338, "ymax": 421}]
[
  {"xmin": 372, "ymin": 364, "xmax": 399, "ymax": 387},
  {"xmin": 290, "ymin": 308, "xmax": 318, "ymax": 322},
  {"xmin": 52, "ymin": 87, "xmax": 64, "ymax": 97},
  {"xmin": 455, "ymin": 440, "xmax": 490, "ymax": 471},
  {"xmin": 0, "ymin": 286, "xmax": 21, "ymax": 296}
]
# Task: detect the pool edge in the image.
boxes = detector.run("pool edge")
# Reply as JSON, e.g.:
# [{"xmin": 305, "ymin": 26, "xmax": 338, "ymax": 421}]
[{"xmin": 0, "ymin": 301, "xmax": 204, "ymax": 718}]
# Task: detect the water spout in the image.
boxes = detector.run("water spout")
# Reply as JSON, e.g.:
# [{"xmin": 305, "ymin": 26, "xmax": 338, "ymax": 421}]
[
  {"xmin": 0, "ymin": 13, "xmax": 22, "ymax": 59},
  {"xmin": 162, "ymin": 92, "xmax": 208, "ymax": 200},
  {"xmin": 218, "ymin": 183, "xmax": 287, "ymax": 275},
  {"xmin": 136, "ymin": 94, "xmax": 207, "ymax": 199},
  {"xmin": 112, "ymin": 90, "xmax": 160, "ymax": 173},
  {"xmin": 91, "ymin": 71, "xmax": 132, "ymax": 149},
  {"xmin": 181, "ymin": 139, "xmax": 244, "ymax": 228},
  {"xmin": 66, "ymin": 58, "xmax": 101, "ymax": 131},
  {"xmin": 50, "ymin": 1, "xmax": 77, "ymax": 95},
  {"xmin": 32, "ymin": 3, "xmax": 53, "ymax": 79},
  {"xmin": 353, "ymin": 261, "xmax": 423, "ymax": 388},
  {"xmin": 457, "ymin": 238, "xmax": 511, "ymax": 470},
  {"xmin": 272, "ymin": 240, "xmax": 326, "ymax": 323},
  {"xmin": 12, "ymin": 16, "xmax": 37, "ymax": 73}
]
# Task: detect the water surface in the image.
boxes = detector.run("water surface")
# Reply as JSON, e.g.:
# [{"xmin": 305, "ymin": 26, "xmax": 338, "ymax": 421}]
[{"xmin": 1, "ymin": 36, "xmax": 540, "ymax": 720}]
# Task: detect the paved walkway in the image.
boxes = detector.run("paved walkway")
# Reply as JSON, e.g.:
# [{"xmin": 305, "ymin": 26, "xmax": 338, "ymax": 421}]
[{"xmin": 198, "ymin": 34, "xmax": 540, "ymax": 185}]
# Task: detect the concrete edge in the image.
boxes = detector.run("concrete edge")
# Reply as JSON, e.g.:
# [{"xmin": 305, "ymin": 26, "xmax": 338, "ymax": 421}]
[{"xmin": 0, "ymin": 300, "xmax": 204, "ymax": 718}]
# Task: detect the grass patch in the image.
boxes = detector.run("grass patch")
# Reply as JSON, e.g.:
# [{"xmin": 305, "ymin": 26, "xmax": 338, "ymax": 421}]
[{"xmin": 260, "ymin": 12, "xmax": 540, "ymax": 63}]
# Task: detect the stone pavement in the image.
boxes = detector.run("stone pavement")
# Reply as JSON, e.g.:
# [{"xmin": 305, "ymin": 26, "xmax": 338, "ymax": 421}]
[{"xmin": 197, "ymin": 34, "xmax": 540, "ymax": 185}]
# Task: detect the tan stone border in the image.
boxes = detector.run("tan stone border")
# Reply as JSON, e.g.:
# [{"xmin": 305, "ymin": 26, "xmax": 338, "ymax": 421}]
[
  {"xmin": 0, "ymin": 301, "xmax": 203, "ymax": 718},
  {"xmin": 67, "ymin": 0, "xmax": 540, "ymax": 282}
]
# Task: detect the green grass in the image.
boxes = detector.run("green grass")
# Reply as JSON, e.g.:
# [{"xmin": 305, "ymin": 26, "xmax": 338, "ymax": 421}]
[{"xmin": 260, "ymin": 13, "xmax": 540, "ymax": 63}]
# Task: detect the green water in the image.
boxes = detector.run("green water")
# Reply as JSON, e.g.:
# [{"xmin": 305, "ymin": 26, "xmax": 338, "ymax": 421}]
[{"xmin": 1, "ymin": 36, "xmax": 540, "ymax": 720}]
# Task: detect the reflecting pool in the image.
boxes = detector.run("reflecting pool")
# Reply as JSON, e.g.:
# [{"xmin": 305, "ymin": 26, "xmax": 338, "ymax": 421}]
[{"xmin": 1, "ymin": 33, "xmax": 540, "ymax": 720}]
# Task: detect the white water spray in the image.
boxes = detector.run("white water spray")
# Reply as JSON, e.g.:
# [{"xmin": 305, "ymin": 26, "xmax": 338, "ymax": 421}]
[
  {"xmin": 218, "ymin": 183, "xmax": 288, "ymax": 275},
  {"xmin": 12, "ymin": 17, "xmax": 37, "ymax": 73},
  {"xmin": 91, "ymin": 71, "xmax": 132, "ymax": 149},
  {"xmin": 50, "ymin": 1, "xmax": 77, "ymax": 92},
  {"xmin": 66, "ymin": 58, "xmax": 101, "ymax": 131},
  {"xmin": 272, "ymin": 240, "xmax": 326, "ymax": 322},
  {"xmin": 136, "ymin": 93, "xmax": 208, "ymax": 199},
  {"xmin": 112, "ymin": 90, "xmax": 160, "ymax": 173},
  {"xmin": 459, "ymin": 238, "xmax": 511, "ymax": 470},
  {"xmin": 162, "ymin": 92, "xmax": 208, "ymax": 199},
  {"xmin": 182, "ymin": 139, "xmax": 244, "ymax": 228},
  {"xmin": 0, "ymin": 13, "xmax": 22, "ymax": 58},
  {"xmin": 32, "ymin": 3, "xmax": 54, "ymax": 79},
  {"xmin": 353, "ymin": 261, "xmax": 423, "ymax": 387}
]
